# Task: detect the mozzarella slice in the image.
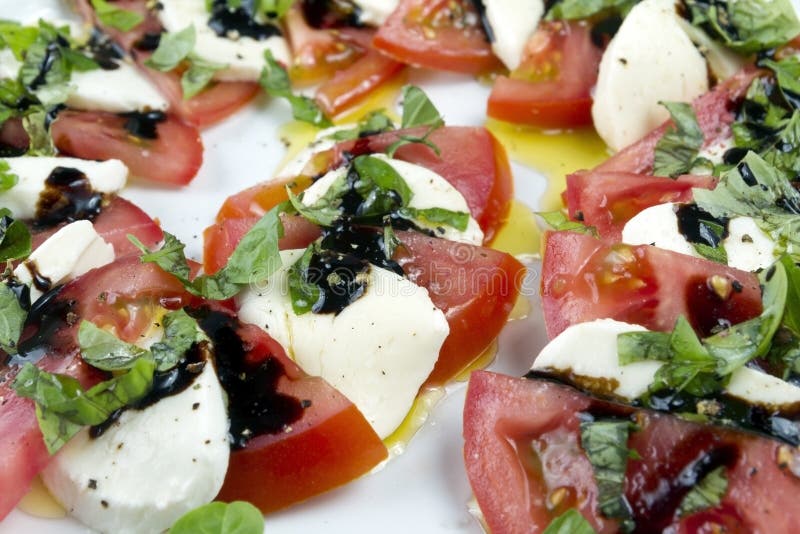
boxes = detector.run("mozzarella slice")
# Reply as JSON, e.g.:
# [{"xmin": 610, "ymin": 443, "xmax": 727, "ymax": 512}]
[
  {"xmin": 302, "ymin": 154, "xmax": 484, "ymax": 245},
  {"xmin": 67, "ymin": 62, "xmax": 169, "ymax": 114},
  {"xmin": 353, "ymin": 0, "xmax": 399, "ymax": 26},
  {"xmin": 274, "ymin": 124, "xmax": 354, "ymax": 181},
  {"xmin": 13, "ymin": 220, "xmax": 114, "ymax": 302},
  {"xmin": 592, "ymin": 0, "xmax": 709, "ymax": 151},
  {"xmin": 0, "ymin": 157, "xmax": 127, "ymax": 220},
  {"xmin": 482, "ymin": 0, "xmax": 544, "ymax": 71},
  {"xmin": 237, "ymin": 249, "xmax": 449, "ymax": 439},
  {"xmin": 41, "ymin": 363, "xmax": 230, "ymax": 534},
  {"xmin": 532, "ymin": 318, "xmax": 800, "ymax": 409},
  {"xmin": 622, "ymin": 202, "xmax": 777, "ymax": 272},
  {"xmin": 157, "ymin": 0, "xmax": 291, "ymax": 82}
]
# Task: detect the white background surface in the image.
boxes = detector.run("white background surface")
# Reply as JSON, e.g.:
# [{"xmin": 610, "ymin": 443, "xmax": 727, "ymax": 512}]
[{"xmin": 0, "ymin": 1, "xmax": 549, "ymax": 533}]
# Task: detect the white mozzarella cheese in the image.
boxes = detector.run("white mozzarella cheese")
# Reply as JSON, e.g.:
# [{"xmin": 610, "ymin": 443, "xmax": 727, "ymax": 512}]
[
  {"xmin": 353, "ymin": 0, "xmax": 399, "ymax": 26},
  {"xmin": 302, "ymin": 154, "xmax": 484, "ymax": 245},
  {"xmin": 722, "ymin": 216, "xmax": 776, "ymax": 272},
  {"xmin": 14, "ymin": 220, "xmax": 114, "ymax": 302},
  {"xmin": 41, "ymin": 363, "xmax": 230, "ymax": 534},
  {"xmin": 532, "ymin": 318, "xmax": 800, "ymax": 410},
  {"xmin": 0, "ymin": 157, "xmax": 127, "ymax": 220},
  {"xmin": 592, "ymin": 0, "xmax": 709, "ymax": 151},
  {"xmin": 482, "ymin": 0, "xmax": 544, "ymax": 71},
  {"xmin": 692, "ymin": 136, "xmax": 735, "ymax": 175},
  {"xmin": 157, "ymin": 0, "xmax": 291, "ymax": 82},
  {"xmin": 67, "ymin": 62, "xmax": 169, "ymax": 113},
  {"xmin": 274, "ymin": 124, "xmax": 353, "ymax": 181},
  {"xmin": 237, "ymin": 249, "xmax": 449, "ymax": 439},
  {"xmin": 0, "ymin": 48, "xmax": 21, "ymax": 80},
  {"xmin": 621, "ymin": 202, "xmax": 698, "ymax": 257}
]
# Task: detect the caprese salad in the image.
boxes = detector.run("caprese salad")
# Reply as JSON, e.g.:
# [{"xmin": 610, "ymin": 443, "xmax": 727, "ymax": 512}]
[{"xmin": 463, "ymin": 2, "xmax": 800, "ymax": 532}]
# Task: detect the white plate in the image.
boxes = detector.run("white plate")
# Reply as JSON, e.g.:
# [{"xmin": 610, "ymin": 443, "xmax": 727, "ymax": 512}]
[{"xmin": 0, "ymin": 2, "xmax": 549, "ymax": 533}]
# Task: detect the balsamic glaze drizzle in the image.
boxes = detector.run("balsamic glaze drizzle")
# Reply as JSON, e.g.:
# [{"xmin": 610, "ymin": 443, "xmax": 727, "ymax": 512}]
[
  {"xmin": 86, "ymin": 28, "xmax": 125, "ymax": 70},
  {"xmin": 120, "ymin": 110, "xmax": 166, "ymax": 140},
  {"xmin": 34, "ymin": 167, "xmax": 104, "ymax": 229},
  {"xmin": 207, "ymin": 0, "xmax": 282, "ymax": 40},
  {"xmin": 675, "ymin": 203, "xmax": 728, "ymax": 248}
]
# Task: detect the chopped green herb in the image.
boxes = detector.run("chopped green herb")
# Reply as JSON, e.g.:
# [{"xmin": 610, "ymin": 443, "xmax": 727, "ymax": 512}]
[
  {"xmin": 22, "ymin": 110, "xmax": 56, "ymax": 156},
  {"xmin": 150, "ymin": 309, "xmax": 210, "ymax": 371},
  {"xmin": 398, "ymin": 207, "xmax": 469, "ymax": 231},
  {"xmin": 678, "ymin": 466, "xmax": 728, "ymax": 517},
  {"xmin": 653, "ymin": 102, "xmax": 705, "ymax": 178},
  {"xmin": 537, "ymin": 210, "xmax": 598, "ymax": 236},
  {"xmin": 547, "ymin": 0, "xmax": 638, "ymax": 20},
  {"xmin": 0, "ymin": 282, "xmax": 26, "ymax": 354},
  {"xmin": 260, "ymin": 50, "xmax": 332, "ymax": 128},
  {"xmin": 0, "ymin": 20, "xmax": 39, "ymax": 60},
  {"xmin": 78, "ymin": 321, "xmax": 151, "ymax": 371},
  {"xmin": 287, "ymin": 245, "xmax": 321, "ymax": 315},
  {"xmin": 328, "ymin": 110, "xmax": 395, "ymax": 141},
  {"xmin": 145, "ymin": 25, "xmax": 196, "ymax": 72},
  {"xmin": 181, "ymin": 56, "xmax": 226, "ymax": 99},
  {"xmin": 386, "ymin": 85, "xmax": 444, "ymax": 156},
  {"xmin": 169, "ymin": 501, "xmax": 264, "ymax": 534},
  {"xmin": 0, "ymin": 207, "xmax": 32, "ymax": 261},
  {"xmin": 91, "ymin": 0, "xmax": 145, "ymax": 31},
  {"xmin": 257, "ymin": 0, "xmax": 293, "ymax": 18},
  {"xmin": 543, "ymin": 509, "xmax": 597, "ymax": 534}
]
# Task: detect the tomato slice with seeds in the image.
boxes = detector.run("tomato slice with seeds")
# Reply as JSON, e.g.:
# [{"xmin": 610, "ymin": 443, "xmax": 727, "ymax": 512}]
[
  {"xmin": 50, "ymin": 110, "xmax": 203, "ymax": 186},
  {"xmin": 487, "ymin": 21, "xmax": 602, "ymax": 128},
  {"xmin": 372, "ymin": 0, "xmax": 502, "ymax": 75},
  {"xmin": 540, "ymin": 231, "xmax": 762, "ymax": 339}
]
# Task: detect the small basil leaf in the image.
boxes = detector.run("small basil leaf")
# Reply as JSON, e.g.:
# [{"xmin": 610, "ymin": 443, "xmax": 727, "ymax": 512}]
[
  {"xmin": 677, "ymin": 466, "xmax": 728, "ymax": 517},
  {"xmin": 169, "ymin": 501, "xmax": 264, "ymax": 534},
  {"xmin": 536, "ymin": 210, "xmax": 598, "ymax": 236},
  {"xmin": 286, "ymin": 186, "xmax": 342, "ymax": 227},
  {"xmin": 260, "ymin": 50, "xmax": 332, "ymax": 128},
  {"xmin": 398, "ymin": 206, "xmax": 470, "ymax": 231},
  {"xmin": 78, "ymin": 320, "xmax": 151, "ymax": 371},
  {"xmin": 385, "ymin": 132, "xmax": 440, "ymax": 158},
  {"xmin": 150, "ymin": 309, "xmax": 209, "ymax": 371},
  {"xmin": 0, "ymin": 282, "xmax": 26, "ymax": 353},
  {"xmin": 0, "ymin": 21, "xmax": 39, "ymax": 60},
  {"xmin": 329, "ymin": 110, "xmax": 395, "ymax": 141},
  {"xmin": 382, "ymin": 224, "xmax": 400, "ymax": 259},
  {"xmin": 653, "ymin": 102, "xmax": 704, "ymax": 178},
  {"xmin": 91, "ymin": 0, "xmax": 145, "ymax": 32},
  {"xmin": 287, "ymin": 245, "xmax": 321, "ymax": 315},
  {"xmin": 542, "ymin": 509, "xmax": 597, "ymax": 534},
  {"xmin": 181, "ymin": 56, "xmax": 226, "ymax": 99},
  {"xmin": 22, "ymin": 110, "xmax": 56, "ymax": 156},
  {"xmin": 0, "ymin": 208, "xmax": 32, "ymax": 261},
  {"xmin": 781, "ymin": 255, "xmax": 800, "ymax": 335},
  {"xmin": 257, "ymin": 0, "xmax": 293, "ymax": 18},
  {"xmin": 546, "ymin": 0, "xmax": 638, "ymax": 20},
  {"xmin": 145, "ymin": 25, "xmax": 196, "ymax": 72},
  {"xmin": 617, "ymin": 330, "xmax": 672, "ymax": 365},
  {"xmin": 353, "ymin": 155, "xmax": 412, "ymax": 206},
  {"xmin": 399, "ymin": 85, "xmax": 444, "ymax": 130}
]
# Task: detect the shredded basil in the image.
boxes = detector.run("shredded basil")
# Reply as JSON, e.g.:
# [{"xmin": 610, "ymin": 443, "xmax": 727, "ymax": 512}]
[
  {"xmin": 169, "ymin": 501, "xmax": 264, "ymax": 534},
  {"xmin": 22, "ymin": 110, "xmax": 56, "ymax": 156},
  {"xmin": 328, "ymin": 110, "xmax": 395, "ymax": 141},
  {"xmin": 78, "ymin": 321, "xmax": 152, "ymax": 371},
  {"xmin": 0, "ymin": 207, "xmax": 31, "ymax": 261},
  {"xmin": 543, "ymin": 509, "xmax": 597, "ymax": 534},
  {"xmin": 257, "ymin": 0, "xmax": 293, "ymax": 18},
  {"xmin": 579, "ymin": 418, "xmax": 637, "ymax": 532},
  {"xmin": 0, "ymin": 20, "xmax": 39, "ymax": 60},
  {"xmin": 678, "ymin": 466, "xmax": 728, "ymax": 517},
  {"xmin": 0, "ymin": 282, "xmax": 26, "ymax": 354},
  {"xmin": 146, "ymin": 25, "xmax": 196, "ymax": 71},
  {"xmin": 260, "ymin": 50, "xmax": 331, "ymax": 128},
  {"xmin": 0, "ymin": 160, "xmax": 18, "ymax": 191},
  {"xmin": 181, "ymin": 56, "xmax": 226, "ymax": 99},
  {"xmin": 537, "ymin": 210, "xmax": 598, "ymax": 236},
  {"xmin": 91, "ymin": 0, "xmax": 145, "ymax": 32},
  {"xmin": 286, "ymin": 245, "xmax": 321, "ymax": 315},
  {"xmin": 386, "ymin": 85, "xmax": 444, "ymax": 156},
  {"xmin": 547, "ymin": 0, "xmax": 639, "ymax": 20},
  {"xmin": 653, "ymin": 102, "xmax": 705, "ymax": 178}
]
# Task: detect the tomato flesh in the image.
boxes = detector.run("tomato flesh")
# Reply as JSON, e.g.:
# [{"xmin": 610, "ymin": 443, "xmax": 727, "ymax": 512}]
[
  {"xmin": 51, "ymin": 110, "xmax": 203, "ymax": 186},
  {"xmin": 540, "ymin": 231, "xmax": 762, "ymax": 339},
  {"xmin": 373, "ymin": 0, "xmax": 502, "ymax": 75},
  {"xmin": 488, "ymin": 22, "xmax": 602, "ymax": 128}
]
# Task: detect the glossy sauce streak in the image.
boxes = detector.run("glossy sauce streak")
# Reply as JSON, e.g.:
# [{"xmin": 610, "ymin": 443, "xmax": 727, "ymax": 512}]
[
  {"xmin": 34, "ymin": 167, "xmax": 104, "ymax": 228},
  {"xmin": 301, "ymin": 0, "xmax": 361, "ymax": 28},
  {"xmin": 208, "ymin": 0, "xmax": 282, "ymax": 40},
  {"xmin": 11, "ymin": 287, "xmax": 75, "ymax": 365},
  {"xmin": 120, "ymin": 110, "xmax": 166, "ymax": 140},
  {"xmin": 26, "ymin": 36, "xmax": 69, "ymax": 91},
  {"xmin": 675, "ymin": 203, "xmax": 728, "ymax": 247},
  {"xmin": 189, "ymin": 308, "xmax": 305, "ymax": 450},
  {"xmin": 134, "ymin": 32, "xmax": 162, "ymax": 52},
  {"xmin": 87, "ymin": 29, "xmax": 125, "ymax": 70},
  {"xmin": 306, "ymin": 248, "xmax": 370, "ymax": 314}
]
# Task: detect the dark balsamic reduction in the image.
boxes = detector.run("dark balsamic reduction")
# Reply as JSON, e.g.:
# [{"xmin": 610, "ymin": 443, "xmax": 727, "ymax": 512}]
[
  {"xmin": 301, "ymin": 0, "xmax": 362, "ymax": 29},
  {"xmin": 11, "ymin": 287, "xmax": 75, "ymax": 365},
  {"xmin": 208, "ymin": 0, "xmax": 282, "ymax": 40},
  {"xmin": 188, "ymin": 308, "xmax": 305, "ymax": 449},
  {"xmin": 86, "ymin": 28, "xmax": 125, "ymax": 70},
  {"xmin": 737, "ymin": 161, "xmax": 758, "ymax": 186},
  {"xmin": 320, "ymin": 223, "xmax": 404, "ymax": 275},
  {"xmin": 34, "ymin": 167, "xmax": 104, "ymax": 229},
  {"xmin": 134, "ymin": 32, "xmax": 162, "ymax": 52},
  {"xmin": 27, "ymin": 37, "xmax": 69, "ymax": 91},
  {"xmin": 120, "ymin": 110, "xmax": 166, "ymax": 140},
  {"xmin": 306, "ymin": 248, "xmax": 370, "ymax": 314},
  {"xmin": 675, "ymin": 203, "xmax": 728, "ymax": 248},
  {"xmin": 468, "ymin": 0, "xmax": 494, "ymax": 43}
]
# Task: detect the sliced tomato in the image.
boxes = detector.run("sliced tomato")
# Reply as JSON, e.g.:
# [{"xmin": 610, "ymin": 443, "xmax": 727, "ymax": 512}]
[
  {"xmin": 202, "ymin": 318, "xmax": 387, "ymax": 512},
  {"xmin": 395, "ymin": 231, "xmax": 525, "ymax": 385},
  {"xmin": 463, "ymin": 371, "xmax": 800, "ymax": 534},
  {"xmin": 74, "ymin": 0, "xmax": 162, "ymax": 52},
  {"xmin": 564, "ymin": 172, "xmax": 718, "ymax": 242},
  {"xmin": 596, "ymin": 68, "xmax": 759, "ymax": 174},
  {"xmin": 0, "ymin": 118, "xmax": 28, "ymax": 154},
  {"xmin": 373, "ymin": 0, "xmax": 501, "ymax": 75},
  {"xmin": 31, "ymin": 195, "xmax": 163, "ymax": 257},
  {"xmin": 487, "ymin": 21, "xmax": 602, "ymax": 128},
  {"xmin": 217, "ymin": 127, "xmax": 514, "ymax": 243},
  {"xmin": 0, "ymin": 257, "xmax": 195, "ymax": 520},
  {"xmin": 202, "ymin": 214, "xmax": 321, "ymax": 275},
  {"xmin": 540, "ymin": 231, "xmax": 762, "ymax": 339},
  {"xmin": 51, "ymin": 110, "xmax": 203, "ymax": 186},
  {"xmin": 315, "ymin": 47, "xmax": 404, "ymax": 117}
]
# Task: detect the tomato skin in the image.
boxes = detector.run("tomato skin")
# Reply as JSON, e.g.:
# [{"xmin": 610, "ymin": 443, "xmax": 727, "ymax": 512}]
[
  {"xmin": 0, "ymin": 118, "xmax": 28, "ymax": 154},
  {"xmin": 373, "ymin": 0, "xmax": 502, "ymax": 75},
  {"xmin": 51, "ymin": 110, "xmax": 203, "ymax": 186},
  {"xmin": 74, "ymin": 0, "xmax": 162, "ymax": 52},
  {"xmin": 540, "ymin": 231, "xmax": 762, "ymax": 339},
  {"xmin": 216, "ymin": 176, "xmax": 314, "ymax": 222},
  {"xmin": 464, "ymin": 372, "xmax": 800, "ymax": 534},
  {"xmin": 487, "ymin": 22, "xmax": 602, "ymax": 128},
  {"xmin": 596, "ymin": 68, "xmax": 758, "ymax": 174},
  {"xmin": 564, "ymin": 172, "xmax": 718, "ymax": 242},
  {"xmin": 214, "ymin": 322, "xmax": 388, "ymax": 512}
]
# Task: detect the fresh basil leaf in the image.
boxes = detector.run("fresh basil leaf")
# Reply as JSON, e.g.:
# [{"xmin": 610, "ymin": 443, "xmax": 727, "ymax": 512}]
[
  {"xmin": 0, "ymin": 20, "xmax": 39, "ymax": 60},
  {"xmin": 0, "ymin": 208, "xmax": 31, "ymax": 261},
  {"xmin": 654, "ymin": 102, "xmax": 704, "ymax": 178},
  {"xmin": 685, "ymin": 0, "xmax": 800, "ymax": 54},
  {"xmin": 22, "ymin": 110, "xmax": 56, "ymax": 156},
  {"xmin": 678, "ymin": 466, "xmax": 728, "ymax": 517},
  {"xmin": 382, "ymin": 224, "xmax": 400, "ymax": 259},
  {"xmin": 78, "ymin": 320, "xmax": 151, "ymax": 371},
  {"xmin": 400, "ymin": 85, "xmax": 444, "ymax": 130},
  {"xmin": 547, "ymin": 0, "xmax": 638, "ymax": 20},
  {"xmin": 258, "ymin": 0, "xmax": 293, "ymax": 18},
  {"xmin": 169, "ymin": 501, "xmax": 264, "ymax": 534},
  {"xmin": 0, "ymin": 282, "xmax": 26, "ymax": 353},
  {"xmin": 19, "ymin": 39, "xmax": 70, "ymax": 106},
  {"xmin": 579, "ymin": 418, "xmax": 636, "ymax": 532},
  {"xmin": 385, "ymin": 132, "xmax": 440, "ymax": 158},
  {"xmin": 353, "ymin": 155, "xmax": 413, "ymax": 206},
  {"xmin": 329, "ymin": 110, "xmax": 395, "ymax": 141},
  {"xmin": 260, "ymin": 50, "xmax": 332, "ymax": 128},
  {"xmin": 759, "ymin": 56, "xmax": 800, "ymax": 110},
  {"xmin": 781, "ymin": 255, "xmax": 800, "ymax": 335},
  {"xmin": 762, "ymin": 111, "xmax": 800, "ymax": 177},
  {"xmin": 145, "ymin": 25, "xmax": 196, "ymax": 72},
  {"xmin": 692, "ymin": 242, "xmax": 728, "ymax": 264},
  {"xmin": 543, "ymin": 509, "xmax": 597, "ymax": 534},
  {"xmin": 287, "ymin": 245, "xmax": 320, "ymax": 315},
  {"xmin": 150, "ymin": 309, "xmax": 209, "ymax": 371},
  {"xmin": 91, "ymin": 0, "xmax": 145, "ymax": 32},
  {"xmin": 12, "ymin": 358, "xmax": 155, "ymax": 453},
  {"xmin": 286, "ymin": 186, "xmax": 342, "ymax": 227},
  {"xmin": 130, "ymin": 206, "xmax": 284, "ymax": 300},
  {"xmin": 537, "ymin": 210, "xmax": 598, "ymax": 236},
  {"xmin": 398, "ymin": 207, "xmax": 470, "ymax": 231},
  {"xmin": 617, "ymin": 330, "xmax": 672, "ymax": 365},
  {"xmin": 182, "ymin": 56, "xmax": 226, "ymax": 99}
]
